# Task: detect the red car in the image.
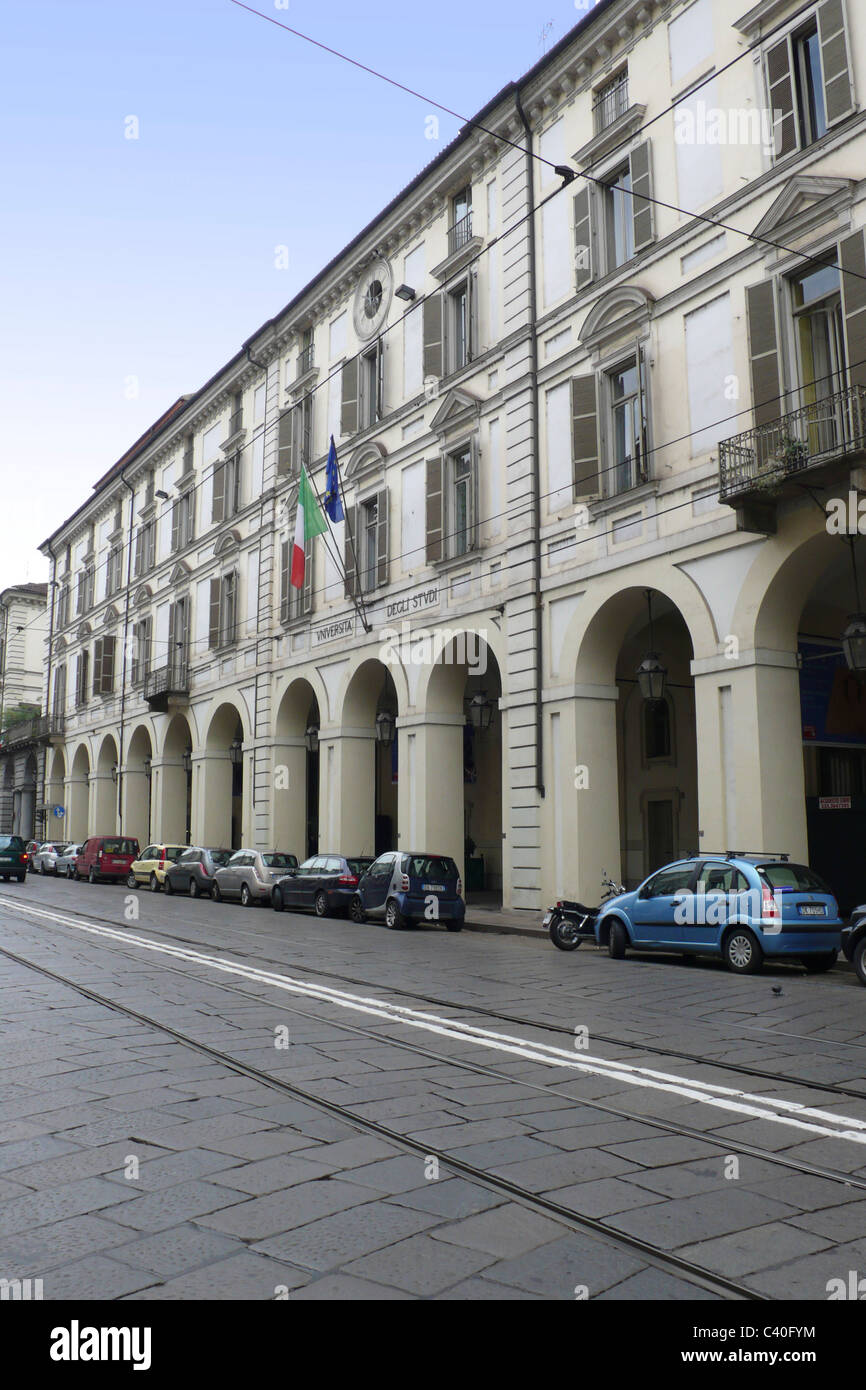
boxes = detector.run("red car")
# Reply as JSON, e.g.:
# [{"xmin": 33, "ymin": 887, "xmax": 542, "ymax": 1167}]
[{"xmin": 74, "ymin": 836, "xmax": 140, "ymax": 884}]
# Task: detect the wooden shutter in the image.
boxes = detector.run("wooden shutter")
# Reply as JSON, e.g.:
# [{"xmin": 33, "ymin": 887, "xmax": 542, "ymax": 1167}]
[
  {"xmin": 746, "ymin": 281, "xmax": 782, "ymax": 425},
  {"xmin": 103, "ymin": 636, "xmax": 115, "ymax": 692},
  {"xmin": 423, "ymin": 294, "xmax": 444, "ymax": 379},
  {"xmin": 465, "ymin": 272, "xmax": 476, "ymax": 362},
  {"xmin": 375, "ymin": 338, "xmax": 384, "ymax": 419},
  {"xmin": 231, "ymin": 452, "xmax": 242, "ymax": 514},
  {"xmin": 344, "ymin": 504, "xmax": 357, "ymax": 598},
  {"xmin": 277, "ymin": 409, "xmax": 293, "ymax": 476},
  {"xmin": 841, "ymin": 230, "xmax": 866, "ymax": 390},
  {"xmin": 212, "ymin": 462, "xmax": 226, "ymax": 523},
  {"xmin": 341, "ymin": 358, "xmax": 359, "ymax": 435},
  {"xmin": 171, "ymin": 500, "xmax": 180, "ymax": 551},
  {"xmin": 92, "ymin": 638, "xmax": 103, "ymax": 696},
  {"xmin": 571, "ymin": 376, "xmax": 599, "ymax": 498},
  {"xmin": 376, "ymin": 487, "xmax": 390, "ymax": 587},
  {"xmin": 573, "ymin": 187, "xmax": 593, "ymax": 290},
  {"xmin": 426, "ymin": 458, "xmax": 444, "ymax": 562},
  {"xmin": 629, "ymin": 141, "xmax": 654, "ymax": 251},
  {"xmin": 208, "ymin": 578, "xmax": 221, "ymax": 649},
  {"xmin": 766, "ymin": 38, "xmax": 796, "ymax": 158},
  {"xmin": 469, "ymin": 437, "xmax": 480, "ymax": 551},
  {"xmin": 302, "ymin": 537, "xmax": 314, "ymax": 616},
  {"xmin": 818, "ymin": 0, "xmax": 855, "ymax": 127},
  {"xmin": 637, "ymin": 343, "xmax": 650, "ymax": 483},
  {"xmin": 279, "ymin": 539, "xmax": 290, "ymax": 621}
]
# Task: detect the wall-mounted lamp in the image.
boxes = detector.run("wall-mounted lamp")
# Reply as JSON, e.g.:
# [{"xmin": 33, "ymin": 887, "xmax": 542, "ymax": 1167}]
[
  {"xmin": 304, "ymin": 725, "xmax": 319, "ymax": 754},
  {"xmin": 395, "ymin": 284, "xmax": 416, "ymax": 302}
]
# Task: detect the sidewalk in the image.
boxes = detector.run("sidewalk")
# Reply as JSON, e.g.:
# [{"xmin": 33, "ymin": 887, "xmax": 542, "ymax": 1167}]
[{"xmin": 462, "ymin": 903, "xmax": 547, "ymax": 940}]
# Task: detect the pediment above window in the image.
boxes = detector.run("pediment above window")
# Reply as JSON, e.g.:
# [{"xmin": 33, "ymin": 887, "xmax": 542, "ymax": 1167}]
[
  {"xmin": 579, "ymin": 285, "xmax": 654, "ymax": 351},
  {"xmin": 134, "ymin": 584, "xmax": 152, "ymax": 607},
  {"xmin": 213, "ymin": 530, "xmax": 241, "ymax": 557},
  {"xmin": 345, "ymin": 440, "xmax": 387, "ymax": 481},
  {"xmin": 168, "ymin": 561, "xmax": 192, "ymax": 586},
  {"xmin": 54, "ymin": 635, "xmax": 67, "ymax": 653},
  {"xmin": 77, "ymin": 622, "xmax": 92, "ymax": 640},
  {"xmin": 430, "ymin": 388, "xmax": 481, "ymax": 439},
  {"xmin": 103, "ymin": 605, "xmax": 119, "ymax": 626},
  {"xmin": 752, "ymin": 176, "xmax": 854, "ymax": 243}
]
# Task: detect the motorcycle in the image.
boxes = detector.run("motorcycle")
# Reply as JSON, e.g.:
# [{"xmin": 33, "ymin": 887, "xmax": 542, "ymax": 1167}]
[{"xmin": 544, "ymin": 871, "xmax": 625, "ymax": 952}]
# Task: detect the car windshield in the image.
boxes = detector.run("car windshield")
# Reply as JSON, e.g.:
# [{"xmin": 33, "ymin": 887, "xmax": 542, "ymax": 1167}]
[
  {"xmin": 347, "ymin": 858, "xmax": 374, "ymax": 875},
  {"xmin": 102, "ymin": 839, "xmax": 138, "ymax": 855},
  {"xmin": 0, "ymin": 836, "xmax": 25, "ymax": 851},
  {"xmin": 206, "ymin": 849, "xmax": 232, "ymax": 865},
  {"xmin": 405, "ymin": 855, "xmax": 458, "ymax": 879},
  {"xmin": 263, "ymin": 853, "xmax": 296, "ymax": 868},
  {"xmin": 758, "ymin": 862, "xmax": 831, "ymax": 893}
]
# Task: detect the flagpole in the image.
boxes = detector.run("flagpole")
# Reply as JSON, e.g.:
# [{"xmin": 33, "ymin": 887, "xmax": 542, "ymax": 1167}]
[
  {"xmin": 333, "ymin": 442, "xmax": 372, "ymax": 633},
  {"xmin": 307, "ymin": 453, "xmax": 371, "ymax": 633}
]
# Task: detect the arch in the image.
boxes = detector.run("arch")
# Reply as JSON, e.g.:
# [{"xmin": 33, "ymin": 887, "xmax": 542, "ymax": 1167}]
[
  {"xmin": 579, "ymin": 284, "xmax": 654, "ymax": 346},
  {"xmin": 92, "ymin": 734, "xmax": 119, "ymax": 834},
  {"xmin": 157, "ymin": 712, "xmax": 196, "ymax": 846},
  {"xmin": 273, "ymin": 676, "xmax": 324, "ymax": 860},
  {"xmin": 200, "ymin": 700, "xmax": 249, "ymax": 849},
  {"xmin": 67, "ymin": 742, "xmax": 91, "ymax": 843},
  {"xmin": 123, "ymin": 724, "xmax": 154, "ymax": 846}
]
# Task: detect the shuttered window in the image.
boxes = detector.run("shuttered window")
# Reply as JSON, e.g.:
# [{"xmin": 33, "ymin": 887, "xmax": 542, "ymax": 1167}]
[
  {"xmin": 92, "ymin": 636, "xmax": 116, "ymax": 695},
  {"xmin": 766, "ymin": 2, "xmax": 855, "ymax": 159}
]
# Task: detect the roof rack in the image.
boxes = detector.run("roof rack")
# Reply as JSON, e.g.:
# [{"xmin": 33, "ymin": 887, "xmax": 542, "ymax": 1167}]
[{"xmin": 724, "ymin": 849, "xmax": 790, "ymax": 862}]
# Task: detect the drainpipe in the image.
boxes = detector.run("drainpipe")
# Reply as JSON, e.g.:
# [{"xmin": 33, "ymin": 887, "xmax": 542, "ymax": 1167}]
[
  {"xmin": 117, "ymin": 473, "xmax": 136, "ymax": 834},
  {"xmin": 515, "ymin": 92, "xmax": 545, "ymax": 799},
  {"xmin": 41, "ymin": 545, "xmax": 57, "ymax": 833},
  {"xmin": 246, "ymin": 345, "xmax": 269, "ymax": 830}
]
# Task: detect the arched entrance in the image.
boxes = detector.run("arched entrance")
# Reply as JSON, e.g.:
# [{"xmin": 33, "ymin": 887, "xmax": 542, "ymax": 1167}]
[
  {"xmin": 159, "ymin": 714, "xmax": 195, "ymax": 846},
  {"xmin": 46, "ymin": 748, "xmax": 67, "ymax": 842},
  {"xmin": 124, "ymin": 726, "xmax": 154, "ymax": 847},
  {"xmin": 92, "ymin": 735, "xmax": 119, "ymax": 834},
  {"xmin": 67, "ymin": 744, "xmax": 90, "ymax": 843},
  {"xmin": 324, "ymin": 660, "xmax": 402, "ymax": 858},
  {"xmin": 201, "ymin": 703, "xmax": 247, "ymax": 850},
  {"xmin": 273, "ymin": 678, "xmax": 322, "ymax": 860}
]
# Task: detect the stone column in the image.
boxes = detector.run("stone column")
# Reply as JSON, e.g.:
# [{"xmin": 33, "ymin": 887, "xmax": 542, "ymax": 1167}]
[
  {"xmin": 397, "ymin": 713, "xmax": 465, "ymax": 887},
  {"xmin": 120, "ymin": 765, "xmax": 151, "ymax": 847},
  {"xmin": 270, "ymin": 737, "xmax": 308, "ymax": 861},
  {"xmin": 318, "ymin": 726, "xmax": 376, "ymax": 858},
  {"xmin": 65, "ymin": 772, "xmax": 88, "ymax": 843},
  {"xmin": 89, "ymin": 770, "xmax": 118, "ymax": 835}
]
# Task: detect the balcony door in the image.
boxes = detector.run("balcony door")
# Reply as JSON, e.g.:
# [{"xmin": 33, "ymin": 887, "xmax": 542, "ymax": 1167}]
[{"xmin": 792, "ymin": 263, "xmax": 846, "ymax": 457}]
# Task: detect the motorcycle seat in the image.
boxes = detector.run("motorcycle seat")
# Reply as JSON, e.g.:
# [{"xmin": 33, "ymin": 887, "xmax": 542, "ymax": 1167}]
[{"xmin": 558, "ymin": 899, "xmax": 593, "ymax": 914}]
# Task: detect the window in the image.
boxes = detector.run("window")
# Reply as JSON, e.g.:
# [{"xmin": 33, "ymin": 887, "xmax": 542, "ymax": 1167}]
[
  {"xmin": 56, "ymin": 585, "xmax": 70, "ymax": 629},
  {"xmin": 447, "ymin": 280, "xmax": 471, "ymax": 373},
  {"xmin": 134, "ymin": 520, "xmax": 156, "ymax": 577},
  {"xmin": 229, "ymin": 390, "xmax": 243, "ymax": 437},
  {"xmin": 359, "ymin": 341, "xmax": 383, "ymax": 430},
  {"xmin": 168, "ymin": 598, "xmax": 189, "ymax": 670},
  {"xmin": 449, "ymin": 186, "xmax": 473, "ymax": 256},
  {"xmin": 52, "ymin": 665, "xmax": 66, "ymax": 715},
  {"xmin": 212, "ymin": 454, "xmax": 242, "ymax": 524},
  {"xmin": 605, "ymin": 165, "xmax": 634, "ymax": 270},
  {"xmin": 92, "ymin": 636, "xmax": 116, "ymax": 695},
  {"xmin": 280, "ymin": 536, "xmax": 312, "ymax": 619},
  {"xmin": 644, "ymin": 698, "xmax": 671, "ymax": 759},
  {"xmin": 593, "ymin": 69, "xmax": 629, "ymax": 133},
  {"xmin": 360, "ymin": 498, "xmax": 379, "ymax": 593},
  {"xmin": 209, "ymin": 573, "xmax": 238, "ymax": 649},
  {"xmin": 294, "ymin": 395, "xmax": 314, "ymax": 471},
  {"xmin": 344, "ymin": 489, "xmax": 389, "ymax": 596},
  {"xmin": 790, "ymin": 261, "xmax": 845, "ymax": 436},
  {"xmin": 171, "ymin": 491, "xmax": 194, "ymax": 551},
  {"xmin": 698, "ymin": 864, "xmax": 748, "ymax": 895},
  {"xmin": 76, "ymin": 564, "xmax": 94, "ymax": 615},
  {"xmin": 298, "ymin": 326, "xmax": 314, "ymax": 376},
  {"xmin": 607, "ymin": 358, "xmax": 647, "ymax": 493},
  {"xmin": 144, "ymin": 472, "xmax": 155, "ymax": 506},
  {"xmin": 75, "ymin": 650, "xmax": 90, "ymax": 707},
  {"xmin": 643, "ymin": 864, "xmax": 693, "ymax": 897},
  {"xmin": 793, "ymin": 22, "xmax": 828, "ymax": 146},
  {"xmin": 449, "ymin": 447, "xmax": 475, "ymax": 557},
  {"xmin": 107, "ymin": 544, "xmax": 123, "ymax": 597},
  {"xmin": 757, "ymin": 862, "xmax": 831, "ymax": 893},
  {"xmin": 131, "ymin": 618, "xmax": 151, "ymax": 685},
  {"xmin": 766, "ymin": 6, "xmax": 854, "ymax": 159}
]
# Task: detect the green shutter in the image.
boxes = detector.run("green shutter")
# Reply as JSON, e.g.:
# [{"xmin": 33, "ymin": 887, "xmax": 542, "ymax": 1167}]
[
  {"xmin": 302, "ymin": 536, "xmax": 314, "ymax": 615},
  {"xmin": 277, "ymin": 409, "xmax": 293, "ymax": 476},
  {"xmin": 344, "ymin": 504, "xmax": 357, "ymax": 598},
  {"xmin": 212, "ymin": 462, "xmax": 226, "ymax": 523},
  {"xmin": 629, "ymin": 141, "xmax": 654, "ymax": 251},
  {"xmin": 341, "ymin": 358, "xmax": 359, "ymax": 435},
  {"xmin": 746, "ymin": 281, "xmax": 782, "ymax": 426},
  {"xmin": 841, "ymin": 230, "xmax": 866, "ymax": 390},
  {"xmin": 208, "ymin": 578, "xmax": 221, "ymax": 649},
  {"xmin": 426, "ymin": 457, "xmax": 444, "ymax": 562},
  {"xmin": 573, "ymin": 187, "xmax": 593, "ymax": 290},
  {"xmin": 423, "ymin": 295, "xmax": 444, "ymax": 379},
  {"xmin": 571, "ymin": 376, "xmax": 599, "ymax": 498},
  {"xmin": 766, "ymin": 38, "xmax": 797, "ymax": 158},
  {"xmin": 818, "ymin": 0, "xmax": 855, "ymax": 127},
  {"xmin": 376, "ymin": 487, "xmax": 390, "ymax": 587},
  {"xmin": 279, "ymin": 539, "xmax": 289, "ymax": 621}
]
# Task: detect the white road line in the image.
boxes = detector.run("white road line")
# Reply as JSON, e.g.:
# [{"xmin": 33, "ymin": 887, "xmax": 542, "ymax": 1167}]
[{"xmin": 4, "ymin": 894, "xmax": 866, "ymax": 1146}]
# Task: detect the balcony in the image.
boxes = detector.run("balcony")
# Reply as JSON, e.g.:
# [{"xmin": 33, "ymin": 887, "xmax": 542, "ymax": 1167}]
[
  {"xmin": 448, "ymin": 212, "xmax": 473, "ymax": 258},
  {"xmin": 719, "ymin": 385, "xmax": 866, "ymax": 527},
  {"xmin": 0, "ymin": 714, "xmax": 65, "ymax": 751},
  {"xmin": 593, "ymin": 72, "xmax": 629, "ymax": 134},
  {"xmin": 297, "ymin": 343, "xmax": 315, "ymax": 378},
  {"xmin": 144, "ymin": 661, "xmax": 189, "ymax": 711}
]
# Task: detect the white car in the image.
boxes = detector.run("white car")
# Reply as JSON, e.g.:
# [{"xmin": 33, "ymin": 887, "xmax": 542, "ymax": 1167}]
[
  {"xmin": 31, "ymin": 842, "xmax": 71, "ymax": 875},
  {"xmin": 55, "ymin": 844, "xmax": 84, "ymax": 878}
]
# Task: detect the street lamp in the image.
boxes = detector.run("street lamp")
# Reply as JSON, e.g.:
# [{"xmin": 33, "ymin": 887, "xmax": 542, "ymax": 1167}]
[
  {"xmin": 467, "ymin": 692, "xmax": 495, "ymax": 730},
  {"xmin": 841, "ymin": 540, "xmax": 866, "ymax": 675},
  {"xmin": 182, "ymin": 747, "xmax": 192, "ymax": 775},
  {"xmin": 143, "ymin": 757, "xmax": 152, "ymax": 780},
  {"xmin": 637, "ymin": 589, "xmax": 667, "ymax": 703},
  {"xmin": 110, "ymin": 762, "xmax": 118, "ymax": 783},
  {"xmin": 304, "ymin": 725, "xmax": 319, "ymax": 754},
  {"xmin": 375, "ymin": 710, "xmax": 396, "ymax": 744},
  {"xmin": 229, "ymin": 738, "xmax": 243, "ymax": 767}
]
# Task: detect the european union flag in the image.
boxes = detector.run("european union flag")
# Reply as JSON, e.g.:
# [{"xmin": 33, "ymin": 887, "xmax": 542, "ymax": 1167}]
[{"xmin": 323, "ymin": 436, "xmax": 344, "ymax": 522}]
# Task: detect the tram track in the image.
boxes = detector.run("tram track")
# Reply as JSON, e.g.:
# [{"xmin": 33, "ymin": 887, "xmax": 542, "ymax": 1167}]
[{"xmin": 2, "ymin": 894, "xmax": 866, "ymax": 1300}]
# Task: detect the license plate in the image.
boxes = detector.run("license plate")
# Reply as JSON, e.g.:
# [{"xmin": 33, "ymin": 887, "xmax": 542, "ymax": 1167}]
[
  {"xmin": 542, "ymin": 912, "xmax": 552, "ymax": 926},
  {"xmin": 799, "ymin": 904, "xmax": 826, "ymax": 917},
  {"xmin": 422, "ymin": 883, "xmax": 445, "ymax": 892}
]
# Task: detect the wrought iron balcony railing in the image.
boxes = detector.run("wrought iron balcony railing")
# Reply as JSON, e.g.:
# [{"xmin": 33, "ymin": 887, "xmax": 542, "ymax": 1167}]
[
  {"xmin": 593, "ymin": 71, "xmax": 630, "ymax": 133},
  {"xmin": 297, "ymin": 343, "xmax": 315, "ymax": 377},
  {"xmin": 0, "ymin": 714, "xmax": 65, "ymax": 749},
  {"xmin": 719, "ymin": 385, "xmax": 866, "ymax": 502},
  {"xmin": 144, "ymin": 662, "xmax": 189, "ymax": 706},
  {"xmin": 447, "ymin": 211, "xmax": 473, "ymax": 258}
]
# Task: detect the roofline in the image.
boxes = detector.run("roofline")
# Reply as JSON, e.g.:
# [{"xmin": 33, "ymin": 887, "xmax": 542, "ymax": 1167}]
[{"xmin": 39, "ymin": 0, "xmax": 619, "ymax": 555}]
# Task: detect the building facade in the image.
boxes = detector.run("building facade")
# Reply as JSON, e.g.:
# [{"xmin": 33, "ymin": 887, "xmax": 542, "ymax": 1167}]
[
  {"xmin": 38, "ymin": 0, "xmax": 866, "ymax": 909},
  {"xmin": 0, "ymin": 583, "xmax": 50, "ymax": 839}
]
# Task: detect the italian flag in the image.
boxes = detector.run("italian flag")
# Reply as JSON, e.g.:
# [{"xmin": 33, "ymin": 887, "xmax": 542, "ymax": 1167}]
[{"xmin": 291, "ymin": 466, "xmax": 327, "ymax": 588}]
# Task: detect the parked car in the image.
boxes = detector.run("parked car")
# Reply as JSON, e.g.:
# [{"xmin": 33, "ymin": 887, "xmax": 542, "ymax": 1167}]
[
  {"xmin": 30, "ymin": 842, "xmax": 71, "ymax": 875},
  {"xmin": 272, "ymin": 854, "xmax": 375, "ymax": 916},
  {"xmin": 212, "ymin": 850, "xmax": 298, "ymax": 906},
  {"xmin": 594, "ymin": 854, "xmax": 842, "ymax": 975},
  {"xmin": 74, "ymin": 836, "xmax": 140, "ymax": 884},
  {"xmin": 24, "ymin": 839, "xmax": 40, "ymax": 867},
  {"xmin": 842, "ymin": 905, "xmax": 866, "ymax": 985},
  {"xmin": 126, "ymin": 843, "xmax": 187, "ymax": 892},
  {"xmin": 56, "ymin": 843, "xmax": 84, "ymax": 878},
  {"xmin": 164, "ymin": 846, "xmax": 233, "ymax": 898},
  {"xmin": 350, "ymin": 851, "xmax": 464, "ymax": 931},
  {"xmin": 0, "ymin": 834, "xmax": 29, "ymax": 882}
]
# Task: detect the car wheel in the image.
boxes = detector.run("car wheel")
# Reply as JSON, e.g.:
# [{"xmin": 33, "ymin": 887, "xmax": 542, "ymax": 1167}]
[
  {"xmin": 67, "ymin": 865, "xmax": 74, "ymax": 879},
  {"xmin": 314, "ymin": 891, "xmax": 329, "ymax": 918},
  {"xmin": 164, "ymin": 875, "xmax": 174, "ymax": 896},
  {"xmin": 149, "ymin": 873, "xmax": 161, "ymax": 893},
  {"xmin": 126, "ymin": 871, "xmax": 137, "ymax": 889},
  {"xmin": 88, "ymin": 867, "xmax": 97, "ymax": 885},
  {"xmin": 801, "ymin": 951, "xmax": 837, "ymax": 974},
  {"xmin": 16, "ymin": 873, "xmax": 25, "ymax": 883},
  {"xmin": 724, "ymin": 928, "xmax": 763, "ymax": 974},
  {"xmin": 211, "ymin": 882, "xmax": 222, "ymax": 902},
  {"xmin": 853, "ymin": 938, "xmax": 866, "ymax": 987},
  {"xmin": 189, "ymin": 878, "xmax": 198, "ymax": 899},
  {"xmin": 350, "ymin": 895, "xmax": 365, "ymax": 924},
  {"xmin": 385, "ymin": 897, "xmax": 407, "ymax": 930},
  {"xmin": 272, "ymin": 886, "xmax": 283, "ymax": 913},
  {"xmin": 446, "ymin": 922, "xmax": 463, "ymax": 932},
  {"xmin": 39, "ymin": 861, "xmax": 46, "ymax": 875},
  {"xmin": 240, "ymin": 883, "xmax": 251, "ymax": 907},
  {"xmin": 608, "ymin": 920, "xmax": 628, "ymax": 960}
]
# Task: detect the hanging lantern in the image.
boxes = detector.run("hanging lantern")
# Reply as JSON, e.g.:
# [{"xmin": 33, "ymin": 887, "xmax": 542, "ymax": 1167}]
[
  {"xmin": 304, "ymin": 725, "xmax": 319, "ymax": 754},
  {"xmin": 842, "ymin": 614, "xmax": 866, "ymax": 674},
  {"xmin": 229, "ymin": 737, "xmax": 243, "ymax": 767},
  {"xmin": 375, "ymin": 711, "xmax": 396, "ymax": 744},
  {"xmin": 637, "ymin": 589, "xmax": 667, "ymax": 702},
  {"xmin": 467, "ymin": 692, "xmax": 495, "ymax": 730}
]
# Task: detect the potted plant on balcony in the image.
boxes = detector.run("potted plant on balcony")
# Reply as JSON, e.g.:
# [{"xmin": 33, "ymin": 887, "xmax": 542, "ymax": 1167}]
[{"xmin": 753, "ymin": 434, "xmax": 809, "ymax": 494}]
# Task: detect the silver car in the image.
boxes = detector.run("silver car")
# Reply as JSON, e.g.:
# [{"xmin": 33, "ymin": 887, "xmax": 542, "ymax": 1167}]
[
  {"xmin": 31, "ymin": 842, "xmax": 71, "ymax": 875},
  {"xmin": 55, "ymin": 843, "xmax": 84, "ymax": 878},
  {"xmin": 211, "ymin": 850, "xmax": 298, "ymax": 907}
]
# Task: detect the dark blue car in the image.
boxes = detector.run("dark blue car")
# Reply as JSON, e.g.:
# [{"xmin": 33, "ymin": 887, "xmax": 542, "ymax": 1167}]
[
  {"xmin": 350, "ymin": 851, "xmax": 464, "ymax": 931},
  {"xmin": 594, "ymin": 854, "xmax": 842, "ymax": 975}
]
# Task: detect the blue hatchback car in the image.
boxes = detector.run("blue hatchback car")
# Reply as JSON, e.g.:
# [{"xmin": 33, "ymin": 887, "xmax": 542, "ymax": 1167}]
[
  {"xmin": 594, "ymin": 854, "xmax": 842, "ymax": 975},
  {"xmin": 350, "ymin": 851, "xmax": 465, "ymax": 931}
]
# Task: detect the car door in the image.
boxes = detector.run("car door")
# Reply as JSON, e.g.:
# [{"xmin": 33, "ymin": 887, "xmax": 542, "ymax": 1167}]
[
  {"xmin": 627, "ymin": 863, "xmax": 697, "ymax": 948},
  {"xmin": 685, "ymin": 862, "xmax": 747, "ymax": 951},
  {"xmin": 363, "ymin": 854, "xmax": 395, "ymax": 916}
]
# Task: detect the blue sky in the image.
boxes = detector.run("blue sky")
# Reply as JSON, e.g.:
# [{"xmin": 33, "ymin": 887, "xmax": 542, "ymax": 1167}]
[{"xmin": 0, "ymin": 0, "xmax": 597, "ymax": 590}]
